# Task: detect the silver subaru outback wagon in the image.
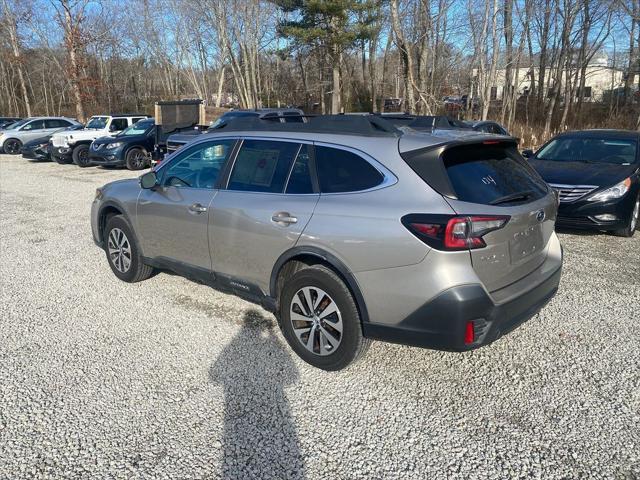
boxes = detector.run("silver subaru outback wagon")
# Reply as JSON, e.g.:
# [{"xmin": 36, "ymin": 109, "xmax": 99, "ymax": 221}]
[{"xmin": 91, "ymin": 115, "xmax": 562, "ymax": 370}]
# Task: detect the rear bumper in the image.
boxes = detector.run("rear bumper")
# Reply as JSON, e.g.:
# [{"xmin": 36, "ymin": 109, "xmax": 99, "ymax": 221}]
[{"xmin": 363, "ymin": 264, "xmax": 562, "ymax": 352}]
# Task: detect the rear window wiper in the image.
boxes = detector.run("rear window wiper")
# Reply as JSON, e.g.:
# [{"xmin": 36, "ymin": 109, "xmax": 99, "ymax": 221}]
[{"xmin": 489, "ymin": 190, "xmax": 534, "ymax": 205}]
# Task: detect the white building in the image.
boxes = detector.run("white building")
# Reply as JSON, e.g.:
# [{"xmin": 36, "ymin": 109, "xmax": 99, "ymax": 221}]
[{"xmin": 475, "ymin": 52, "xmax": 624, "ymax": 102}]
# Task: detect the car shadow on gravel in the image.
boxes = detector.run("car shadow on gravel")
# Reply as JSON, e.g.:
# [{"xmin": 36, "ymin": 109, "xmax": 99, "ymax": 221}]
[{"xmin": 209, "ymin": 309, "xmax": 305, "ymax": 480}]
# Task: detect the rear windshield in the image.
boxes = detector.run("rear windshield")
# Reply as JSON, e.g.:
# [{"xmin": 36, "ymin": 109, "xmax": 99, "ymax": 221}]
[{"xmin": 442, "ymin": 145, "xmax": 548, "ymax": 204}]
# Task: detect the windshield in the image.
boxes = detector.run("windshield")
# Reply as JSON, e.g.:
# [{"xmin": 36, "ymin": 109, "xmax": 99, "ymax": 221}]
[
  {"xmin": 537, "ymin": 137, "xmax": 638, "ymax": 165},
  {"xmin": 118, "ymin": 120, "xmax": 154, "ymax": 136},
  {"xmin": 5, "ymin": 119, "xmax": 30, "ymax": 130},
  {"xmin": 86, "ymin": 117, "xmax": 108, "ymax": 129}
]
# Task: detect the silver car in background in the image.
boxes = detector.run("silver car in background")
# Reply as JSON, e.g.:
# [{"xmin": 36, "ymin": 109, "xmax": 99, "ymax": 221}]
[
  {"xmin": 0, "ymin": 117, "xmax": 81, "ymax": 154},
  {"xmin": 91, "ymin": 115, "xmax": 563, "ymax": 370}
]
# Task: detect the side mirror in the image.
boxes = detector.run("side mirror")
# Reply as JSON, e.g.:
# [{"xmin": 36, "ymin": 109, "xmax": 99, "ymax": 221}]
[
  {"xmin": 139, "ymin": 171, "xmax": 158, "ymax": 189},
  {"xmin": 522, "ymin": 149, "xmax": 534, "ymax": 159}
]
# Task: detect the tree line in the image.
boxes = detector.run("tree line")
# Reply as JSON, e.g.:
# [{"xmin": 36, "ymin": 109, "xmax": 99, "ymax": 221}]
[{"xmin": 1, "ymin": 0, "xmax": 639, "ymax": 144}]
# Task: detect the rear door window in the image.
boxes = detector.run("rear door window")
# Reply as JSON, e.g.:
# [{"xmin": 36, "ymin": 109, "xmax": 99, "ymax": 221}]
[
  {"xmin": 228, "ymin": 140, "xmax": 301, "ymax": 193},
  {"xmin": 315, "ymin": 146, "xmax": 383, "ymax": 193},
  {"xmin": 441, "ymin": 145, "xmax": 547, "ymax": 204},
  {"xmin": 45, "ymin": 119, "xmax": 71, "ymax": 129}
]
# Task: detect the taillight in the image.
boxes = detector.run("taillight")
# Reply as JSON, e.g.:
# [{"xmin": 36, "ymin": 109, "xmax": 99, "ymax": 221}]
[{"xmin": 402, "ymin": 214, "xmax": 510, "ymax": 251}]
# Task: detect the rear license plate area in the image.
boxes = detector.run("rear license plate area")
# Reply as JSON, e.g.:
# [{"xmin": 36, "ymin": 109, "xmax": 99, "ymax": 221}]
[{"xmin": 509, "ymin": 224, "xmax": 543, "ymax": 263}]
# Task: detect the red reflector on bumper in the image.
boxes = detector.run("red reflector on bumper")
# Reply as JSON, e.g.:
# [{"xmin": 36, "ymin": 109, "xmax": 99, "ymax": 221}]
[{"xmin": 464, "ymin": 321, "xmax": 475, "ymax": 344}]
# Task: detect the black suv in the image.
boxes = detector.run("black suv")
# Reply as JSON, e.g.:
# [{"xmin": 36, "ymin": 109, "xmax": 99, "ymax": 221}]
[
  {"xmin": 89, "ymin": 119, "xmax": 155, "ymax": 170},
  {"xmin": 165, "ymin": 109, "xmax": 304, "ymax": 155}
]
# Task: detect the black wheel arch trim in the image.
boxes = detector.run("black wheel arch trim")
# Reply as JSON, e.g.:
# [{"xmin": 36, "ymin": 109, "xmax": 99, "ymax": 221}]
[
  {"xmin": 269, "ymin": 246, "xmax": 370, "ymax": 325},
  {"xmin": 97, "ymin": 201, "xmax": 144, "ymax": 256}
]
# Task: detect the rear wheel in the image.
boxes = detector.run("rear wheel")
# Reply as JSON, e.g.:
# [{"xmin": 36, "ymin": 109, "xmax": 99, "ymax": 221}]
[
  {"xmin": 613, "ymin": 195, "xmax": 639, "ymax": 237},
  {"xmin": 3, "ymin": 139, "xmax": 22, "ymax": 155},
  {"xmin": 72, "ymin": 144, "xmax": 91, "ymax": 167},
  {"xmin": 125, "ymin": 147, "xmax": 149, "ymax": 170},
  {"xmin": 279, "ymin": 264, "xmax": 371, "ymax": 371},
  {"xmin": 104, "ymin": 215, "xmax": 154, "ymax": 282}
]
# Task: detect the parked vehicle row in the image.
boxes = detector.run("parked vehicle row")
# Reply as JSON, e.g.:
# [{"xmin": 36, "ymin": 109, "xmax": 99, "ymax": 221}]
[
  {"xmin": 50, "ymin": 114, "xmax": 149, "ymax": 167},
  {"xmin": 3, "ymin": 109, "xmax": 636, "ymax": 369}
]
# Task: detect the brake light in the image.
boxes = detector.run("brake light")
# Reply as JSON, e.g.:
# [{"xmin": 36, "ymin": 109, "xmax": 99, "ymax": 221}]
[
  {"xmin": 402, "ymin": 214, "xmax": 510, "ymax": 251},
  {"xmin": 444, "ymin": 217, "xmax": 468, "ymax": 249}
]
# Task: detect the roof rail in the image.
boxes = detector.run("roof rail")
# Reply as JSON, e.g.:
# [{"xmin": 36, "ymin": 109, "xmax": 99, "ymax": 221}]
[{"xmin": 215, "ymin": 114, "xmax": 402, "ymax": 137}]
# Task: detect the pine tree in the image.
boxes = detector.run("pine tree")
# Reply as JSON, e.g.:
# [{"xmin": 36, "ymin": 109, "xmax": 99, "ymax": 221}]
[{"xmin": 274, "ymin": 0, "xmax": 380, "ymax": 113}]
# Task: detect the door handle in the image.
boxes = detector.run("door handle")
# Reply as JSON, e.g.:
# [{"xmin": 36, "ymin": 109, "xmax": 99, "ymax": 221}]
[
  {"xmin": 188, "ymin": 203, "xmax": 207, "ymax": 214},
  {"xmin": 271, "ymin": 212, "xmax": 298, "ymax": 225}
]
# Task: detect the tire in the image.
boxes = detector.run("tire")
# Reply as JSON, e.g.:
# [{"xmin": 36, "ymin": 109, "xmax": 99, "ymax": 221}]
[
  {"xmin": 3, "ymin": 138, "xmax": 22, "ymax": 155},
  {"xmin": 72, "ymin": 144, "xmax": 91, "ymax": 167},
  {"xmin": 125, "ymin": 147, "xmax": 149, "ymax": 170},
  {"xmin": 613, "ymin": 194, "xmax": 639, "ymax": 238},
  {"xmin": 103, "ymin": 215, "xmax": 154, "ymax": 283},
  {"xmin": 279, "ymin": 264, "xmax": 371, "ymax": 371}
]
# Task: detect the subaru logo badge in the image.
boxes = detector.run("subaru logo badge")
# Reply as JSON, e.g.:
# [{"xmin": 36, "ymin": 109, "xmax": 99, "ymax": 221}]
[{"xmin": 536, "ymin": 209, "xmax": 545, "ymax": 222}]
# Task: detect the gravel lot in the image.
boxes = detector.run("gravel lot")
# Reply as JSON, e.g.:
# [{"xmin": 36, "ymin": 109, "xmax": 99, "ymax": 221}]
[{"xmin": 1, "ymin": 153, "xmax": 639, "ymax": 479}]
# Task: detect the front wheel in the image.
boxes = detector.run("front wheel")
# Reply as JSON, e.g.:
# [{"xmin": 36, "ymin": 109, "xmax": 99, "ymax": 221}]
[
  {"xmin": 72, "ymin": 144, "xmax": 91, "ymax": 167},
  {"xmin": 125, "ymin": 147, "xmax": 149, "ymax": 170},
  {"xmin": 104, "ymin": 215, "xmax": 155, "ymax": 282},
  {"xmin": 279, "ymin": 264, "xmax": 371, "ymax": 371},
  {"xmin": 3, "ymin": 139, "xmax": 22, "ymax": 155},
  {"xmin": 613, "ymin": 195, "xmax": 639, "ymax": 237}
]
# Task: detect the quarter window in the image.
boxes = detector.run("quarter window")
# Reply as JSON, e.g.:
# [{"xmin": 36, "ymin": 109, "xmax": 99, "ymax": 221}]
[
  {"xmin": 228, "ymin": 140, "xmax": 301, "ymax": 193},
  {"xmin": 315, "ymin": 146, "xmax": 384, "ymax": 193},
  {"xmin": 161, "ymin": 139, "xmax": 235, "ymax": 189},
  {"xmin": 285, "ymin": 145, "xmax": 314, "ymax": 194}
]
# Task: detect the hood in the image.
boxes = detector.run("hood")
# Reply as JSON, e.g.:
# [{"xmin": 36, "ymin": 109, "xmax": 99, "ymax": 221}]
[
  {"xmin": 529, "ymin": 159, "xmax": 639, "ymax": 188},
  {"xmin": 103, "ymin": 178, "xmax": 138, "ymax": 192}
]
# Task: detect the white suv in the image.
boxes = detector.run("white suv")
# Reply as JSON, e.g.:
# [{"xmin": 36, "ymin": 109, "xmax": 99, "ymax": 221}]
[{"xmin": 51, "ymin": 114, "xmax": 148, "ymax": 167}]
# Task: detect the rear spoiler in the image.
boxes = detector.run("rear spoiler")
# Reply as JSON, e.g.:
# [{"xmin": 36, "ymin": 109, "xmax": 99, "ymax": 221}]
[{"xmin": 400, "ymin": 137, "xmax": 521, "ymax": 199}]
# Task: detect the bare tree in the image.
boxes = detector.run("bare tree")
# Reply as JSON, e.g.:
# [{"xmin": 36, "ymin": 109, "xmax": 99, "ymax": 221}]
[{"xmin": 1, "ymin": 0, "xmax": 31, "ymax": 116}]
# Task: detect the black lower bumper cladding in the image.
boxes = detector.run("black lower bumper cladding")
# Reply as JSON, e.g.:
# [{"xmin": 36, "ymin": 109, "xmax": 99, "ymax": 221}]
[{"xmin": 363, "ymin": 266, "xmax": 562, "ymax": 351}]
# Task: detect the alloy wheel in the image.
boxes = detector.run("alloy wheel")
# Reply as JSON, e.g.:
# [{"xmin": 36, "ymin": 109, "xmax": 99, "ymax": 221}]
[
  {"xmin": 78, "ymin": 149, "xmax": 89, "ymax": 165},
  {"xmin": 131, "ymin": 151, "xmax": 147, "ymax": 169},
  {"xmin": 290, "ymin": 286, "xmax": 343, "ymax": 356},
  {"xmin": 107, "ymin": 227, "xmax": 132, "ymax": 273},
  {"xmin": 5, "ymin": 140, "xmax": 21, "ymax": 154}
]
